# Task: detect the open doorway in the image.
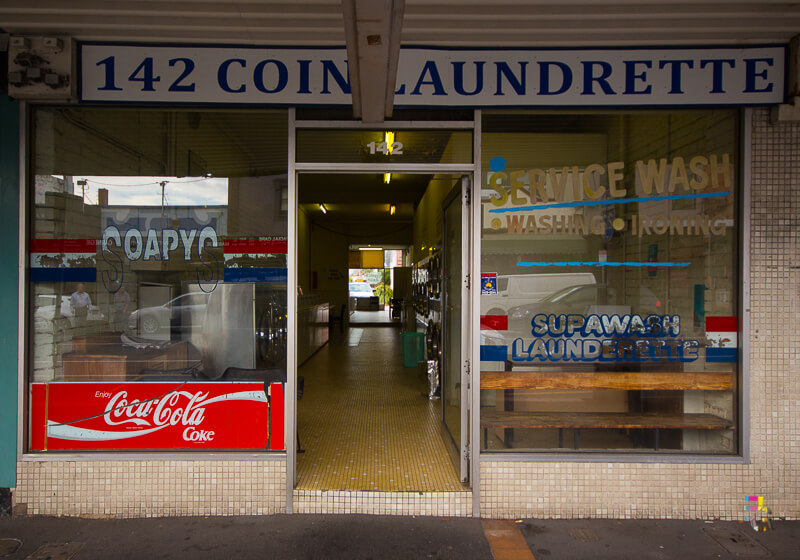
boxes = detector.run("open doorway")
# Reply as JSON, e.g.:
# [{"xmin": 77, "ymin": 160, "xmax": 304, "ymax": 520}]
[
  {"xmin": 348, "ymin": 247, "xmax": 405, "ymax": 325},
  {"xmin": 295, "ymin": 172, "xmax": 468, "ymax": 492}
]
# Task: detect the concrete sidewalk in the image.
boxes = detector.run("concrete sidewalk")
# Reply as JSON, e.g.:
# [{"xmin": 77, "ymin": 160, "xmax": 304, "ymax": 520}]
[
  {"xmin": 515, "ymin": 519, "xmax": 799, "ymax": 560},
  {"xmin": 0, "ymin": 515, "xmax": 798, "ymax": 559}
]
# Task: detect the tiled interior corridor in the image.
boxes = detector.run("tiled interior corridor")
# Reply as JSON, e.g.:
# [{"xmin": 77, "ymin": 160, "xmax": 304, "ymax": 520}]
[{"xmin": 296, "ymin": 325, "xmax": 464, "ymax": 492}]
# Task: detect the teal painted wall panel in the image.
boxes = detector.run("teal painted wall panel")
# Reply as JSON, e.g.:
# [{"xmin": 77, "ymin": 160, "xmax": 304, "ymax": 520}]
[{"xmin": 0, "ymin": 96, "xmax": 20, "ymax": 487}]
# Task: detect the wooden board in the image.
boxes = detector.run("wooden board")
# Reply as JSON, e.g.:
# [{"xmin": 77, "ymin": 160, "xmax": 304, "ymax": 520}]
[
  {"xmin": 71, "ymin": 333, "xmax": 123, "ymax": 353},
  {"xmin": 63, "ymin": 353, "xmax": 127, "ymax": 381},
  {"xmin": 480, "ymin": 410, "xmax": 734, "ymax": 430},
  {"xmin": 62, "ymin": 341, "xmax": 189, "ymax": 381},
  {"xmin": 480, "ymin": 370, "xmax": 733, "ymax": 391}
]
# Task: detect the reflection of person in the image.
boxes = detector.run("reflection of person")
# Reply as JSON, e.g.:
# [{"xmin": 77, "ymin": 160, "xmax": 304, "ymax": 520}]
[
  {"xmin": 70, "ymin": 282, "xmax": 92, "ymax": 327},
  {"xmin": 112, "ymin": 284, "xmax": 131, "ymax": 332}
]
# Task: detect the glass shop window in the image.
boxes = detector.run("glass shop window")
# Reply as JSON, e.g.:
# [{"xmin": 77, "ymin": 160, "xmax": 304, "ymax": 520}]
[
  {"xmin": 480, "ymin": 110, "xmax": 740, "ymax": 455},
  {"xmin": 28, "ymin": 107, "xmax": 289, "ymax": 452}
]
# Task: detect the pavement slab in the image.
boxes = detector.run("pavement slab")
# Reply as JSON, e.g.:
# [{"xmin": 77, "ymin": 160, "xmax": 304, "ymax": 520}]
[
  {"xmin": 516, "ymin": 519, "xmax": 800, "ymax": 560},
  {"xmin": 0, "ymin": 515, "xmax": 492, "ymax": 560}
]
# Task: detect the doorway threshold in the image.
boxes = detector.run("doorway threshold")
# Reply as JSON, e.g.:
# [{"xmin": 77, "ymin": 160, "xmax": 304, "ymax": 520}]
[{"xmin": 293, "ymin": 489, "xmax": 472, "ymax": 516}]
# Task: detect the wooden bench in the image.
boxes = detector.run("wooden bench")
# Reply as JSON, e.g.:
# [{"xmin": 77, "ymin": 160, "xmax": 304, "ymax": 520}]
[
  {"xmin": 480, "ymin": 369, "xmax": 735, "ymax": 450},
  {"xmin": 481, "ymin": 370, "xmax": 734, "ymax": 391},
  {"xmin": 63, "ymin": 340, "xmax": 190, "ymax": 381},
  {"xmin": 481, "ymin": 410, "xmax": 734, "ymax": 449}
]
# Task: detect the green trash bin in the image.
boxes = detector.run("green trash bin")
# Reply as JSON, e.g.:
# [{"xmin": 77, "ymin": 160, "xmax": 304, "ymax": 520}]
[{"xmin": 402, "ymin": 332, "xmax": 425, "ymax": 367}]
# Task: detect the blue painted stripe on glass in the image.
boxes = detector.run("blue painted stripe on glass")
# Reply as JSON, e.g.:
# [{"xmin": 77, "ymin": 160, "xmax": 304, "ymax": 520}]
[
  {"xmin": 706, "ymin": 347, "xmax": 737, "ymax": 363},
  {"xmin": 516, "ymin": 261, "xmax": 690, "ymax": 268},
  {"xmin": 223, "ymin": 268, "xmax": 288, "ymax": 283},
  {"xmin": 30, "ymin": 267, "xmax": 97, "ymax": 283},
  {"xmin": 480, "ymin": 345, "xmax": 508, "ymax": 362},
  {"xmin": 488, "ymin": 191, "xmax": 731, "ymax": 213}
]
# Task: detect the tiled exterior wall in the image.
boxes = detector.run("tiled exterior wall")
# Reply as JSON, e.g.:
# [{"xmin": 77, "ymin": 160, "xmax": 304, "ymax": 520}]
[
  {"xmin": 480, "ymin": 108, "xmax": 800, "ymax": 520},
  {"xmin": 13, "ymin": 462, "xmax": 473, "ymax": 518},
  {"xmin": 15, "ymin": 460, "xmax": 286, "ymax": 517}
]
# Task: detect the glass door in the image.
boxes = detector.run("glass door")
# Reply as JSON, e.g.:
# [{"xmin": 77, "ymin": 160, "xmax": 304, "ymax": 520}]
[{"xmin": 442, "ymin": 175, "xmax": 471, "ymax": 482}]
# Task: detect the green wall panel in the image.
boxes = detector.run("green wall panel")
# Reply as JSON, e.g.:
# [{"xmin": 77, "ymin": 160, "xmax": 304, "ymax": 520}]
[{"xmin": 0, "ymin": 96, "xmax": 19, "ymax": 487}]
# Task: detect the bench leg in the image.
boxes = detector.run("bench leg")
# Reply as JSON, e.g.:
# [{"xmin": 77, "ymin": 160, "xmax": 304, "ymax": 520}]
[
  {"xmin": 558, "ymin": 428, "xmax": 563, "ymax": 448},
  {"xmin": 574, "ymin": 429, "xmax": 580, "ymax": 449},
  {"xmin": 654, "ymin": 429, "xmax": 659, "ymax": 451},
  {"xmin": 503, "ymin": 389, "xmax": 514, "ymax": 447}
]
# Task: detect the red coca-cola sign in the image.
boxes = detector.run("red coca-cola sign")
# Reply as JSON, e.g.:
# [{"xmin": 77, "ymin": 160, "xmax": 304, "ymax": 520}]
[{"xmin": 30, "ymin": 382, "xmax": 284, "ymax": 451}]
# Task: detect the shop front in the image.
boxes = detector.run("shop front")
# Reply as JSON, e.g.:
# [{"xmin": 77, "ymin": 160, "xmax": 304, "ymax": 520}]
[{"xmin": 6, "ymin": 40, "xmax": 799, "ymax": 520}]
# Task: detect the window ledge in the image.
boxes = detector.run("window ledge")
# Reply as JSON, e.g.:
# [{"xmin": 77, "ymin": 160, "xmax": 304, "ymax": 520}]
[{"xmin": 479, "ymin": 452, "xmax": 749, "ymax": 465}]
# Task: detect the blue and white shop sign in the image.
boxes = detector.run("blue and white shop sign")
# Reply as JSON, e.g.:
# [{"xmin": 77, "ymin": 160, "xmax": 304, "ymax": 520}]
[{"xmin": 80, "ymin": 44, "xmax": 785, "ymax": 107}]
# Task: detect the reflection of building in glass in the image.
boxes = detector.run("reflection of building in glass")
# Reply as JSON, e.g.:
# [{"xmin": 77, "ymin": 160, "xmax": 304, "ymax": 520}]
[{"xmin": 30, "ymin": 170, "xmax": 290, "ymax": 382}]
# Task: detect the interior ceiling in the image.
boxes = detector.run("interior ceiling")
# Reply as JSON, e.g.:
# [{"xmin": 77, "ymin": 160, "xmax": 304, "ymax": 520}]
[
  {"xmin": 0, "ymin": 1, "xmax": 797, "ymax": 46},
  {"xmin": 299, "ymin": 173, "xmax": 430, "ymax": 205},
  {"xmin": 298, "ymin": 173, "xmax": 437, "ymax": 224},
  {"xmin": 298, "ymin": 174, "xmax": 419, "ymax": 246}
]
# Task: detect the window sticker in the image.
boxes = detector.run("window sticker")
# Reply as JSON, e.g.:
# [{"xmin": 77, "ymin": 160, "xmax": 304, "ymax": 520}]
[{"xmin": 481, "ymin": 272, "xmax": 498, "ymax": 295}]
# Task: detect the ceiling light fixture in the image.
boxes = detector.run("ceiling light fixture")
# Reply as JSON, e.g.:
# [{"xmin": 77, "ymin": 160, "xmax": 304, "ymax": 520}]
[
  {"xmin": 384, "ymin": 131, "xmax": 395, "ymax": 153},
  {"xmin": 384, "ymin": 173, "xmax": 391, "ymax": 184},
  {"xmin": 319, "ymin": 203, "xmax": 327, "ymax": 214},
  {"xmin": 389, "ymin": 204, "xmax": 396, "ymax": 215},
  {"xmin": 359, "ymin": 247, "xmax": 382, "ymax": 251}
]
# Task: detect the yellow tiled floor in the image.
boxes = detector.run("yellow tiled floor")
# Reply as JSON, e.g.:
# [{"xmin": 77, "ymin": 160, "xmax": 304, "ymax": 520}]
[
  {"xmin": 296, "ymin": 326, "xmax": 464, "ymax": 492},
  {"xmin": 348, "ymin": 308, "xmax": 393, "ymax": 324}
]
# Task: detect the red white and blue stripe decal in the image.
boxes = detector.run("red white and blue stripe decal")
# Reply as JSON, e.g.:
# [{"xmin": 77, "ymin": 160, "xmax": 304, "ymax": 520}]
[
  {"xmin": 480, "ymin": 314, "xmax": 508, "ymax": 362},
  {"xmin": 705, "ymin": 316, "xmax": 737, "ymax": 363},
  {"xmin": 223, "ymin": 239, "xmax": 287, "ymax": 283},
  {"xmin": 30, "ymin": 239, "xmax": 97, "ymax": 282}
]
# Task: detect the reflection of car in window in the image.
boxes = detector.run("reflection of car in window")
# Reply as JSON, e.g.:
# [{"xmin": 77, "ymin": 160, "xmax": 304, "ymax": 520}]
[
  {"xmin": 349, "ymin": 282, "xmax": 375, "ymax": 298},
  {"xmin": 34, "ymin": 294, "xmax": 105, "ymax": 329},
  {"xmin": 127, "ymin": 292, "xmax": 210, "ymax": 337},
  {"xmin": 508, "ymin": 284, "xmax": 621, "ymax": 328},
  {"xmin": 480, "ymin": 272, "xmax": 596, "ymax": 316}
]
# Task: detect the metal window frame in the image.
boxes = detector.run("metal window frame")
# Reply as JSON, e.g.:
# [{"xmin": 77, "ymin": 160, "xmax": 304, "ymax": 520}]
[
  {"xmin": 476, "ymin": 108, "xmax": 751, "ymax": 466},
  {"xmin": 16, "ymin": 105, "xmax": 291, "ymax": 466},
  {"xmin": 16, "ymin": 101, "xmax": 28, "ymax": 464},
  {"xmin": 286, "ymin": 108, "xmax": 297, "ymax": 513},
  {"xmin": 739, "ymin": 107, "xmax": 752, "ymax": 464},
  {"xmin": 470, "ymin": 109, "xmax": 482, "ymax": 516},
  {"xmin": 22, "ymin": 453, "xmax": 286, "ymax": 462},
  {"xmin": 294, "ymin": 120, "xmax": 475, "ymax": 130},
  {"xmin": 286, "ymin": 114, "xmax": 479, "ymax": 512}
]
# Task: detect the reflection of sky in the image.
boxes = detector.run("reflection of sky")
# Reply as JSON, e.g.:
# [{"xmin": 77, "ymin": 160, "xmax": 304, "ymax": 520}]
[{"xmin": 67, "ymin": 176, "xmax": 228, "ymax": 206}]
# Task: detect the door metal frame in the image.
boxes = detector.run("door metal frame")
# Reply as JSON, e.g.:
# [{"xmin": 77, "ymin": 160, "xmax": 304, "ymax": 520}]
[
  {"xmin": 286, "ymin": 110, "xmax": 479, "ymax": 513},
  {"xmin": 440, "ymin": 175, "xmax": 472, "ymax": 482},
  {"xmin": 470, "ymin": 110, "xmax": 482, "ymax": 517}
]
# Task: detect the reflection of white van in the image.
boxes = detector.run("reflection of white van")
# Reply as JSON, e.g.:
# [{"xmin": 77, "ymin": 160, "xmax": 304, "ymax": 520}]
[{"xmin": 481, "ymin": 272, "xmax": 597, "ymax": 315}]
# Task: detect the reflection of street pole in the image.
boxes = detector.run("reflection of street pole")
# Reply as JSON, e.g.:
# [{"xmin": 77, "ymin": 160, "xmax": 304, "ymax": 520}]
[
  {"xmin": 77, "ymin": 179, "xmax": 87, "ymax": 205},
  {"xmin": 160, "ymin": 181, "xmax": 167, "ymax": 215}
]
